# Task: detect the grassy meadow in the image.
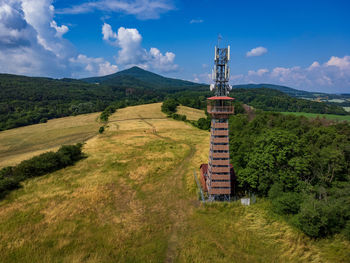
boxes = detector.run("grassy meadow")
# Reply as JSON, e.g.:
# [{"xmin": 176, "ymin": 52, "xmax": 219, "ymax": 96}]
[
  {"xmin": 0, "ymin": 112, "xmax": 101, "ymax": 168},
  {"xmin": 279, "ymin": 111, "xmax": 350, "ymax": 121},
  {"xmin": 177, "ymin": 105, "xmax": 206, "ymax": 121},
  {"xmin": 0, "ymin": 103, "xmax": 349, "ymax": 262}
]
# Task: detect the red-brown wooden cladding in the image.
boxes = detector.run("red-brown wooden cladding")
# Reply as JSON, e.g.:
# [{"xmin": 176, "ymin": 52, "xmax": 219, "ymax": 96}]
[
  {"xmin": 212, "ymin": 152, "xmax": 230, "ymax": 158},
  {"xmin": 212, "ymin": 130, "xmax": 229, "ymax": 136},
  {"xmin": 210, "ymin": 159, "xmax": 229, "ymax": 166},
  {"xmin": 199, "ymin": 164, "xmax": 208, "ymax": 192},
  {"xmin": 212, "ymin": 145, "xmax": 229, "ymax": 151},
  {"xmin": 211, "ymin": 167, "xmax": 230, "ymax": 173},
  {"xmin": 214, "ymin": 122, "xmax": 228, "ymax": 129},
  {"xmin": 209, "ymin": 188, "xmax": 231, "ymax": 195},
  {"xmin": 212, "ymin": 137, "xmax": 229, "ymax": 143},
  {"xmin": 211, "ymin": 181, "xmax": 231, "ymax": 188},
  {"xmin": 211, "ymin": 174, "xmax": 231, "ymax": 180}
]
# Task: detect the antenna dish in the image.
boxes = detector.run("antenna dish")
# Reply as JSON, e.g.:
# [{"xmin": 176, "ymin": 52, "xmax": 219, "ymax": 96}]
[{"xmin": 210, "ymin": 84, "xmax": 215, "ymax": 91}]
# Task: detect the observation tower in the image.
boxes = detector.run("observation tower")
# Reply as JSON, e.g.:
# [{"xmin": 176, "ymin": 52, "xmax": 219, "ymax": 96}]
[{"xmin": 201, "ymin": 42, "xmax": 234, "ymax": 201}]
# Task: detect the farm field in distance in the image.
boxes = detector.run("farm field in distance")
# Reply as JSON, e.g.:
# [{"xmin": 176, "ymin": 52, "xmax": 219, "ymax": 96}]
[
  {"xmin": 279, "ymin": 111, "xmax": 350, "ymax": 121},
  {"xmin": 177, "ymin": 105, "xmax": 206, "ymax": 120},
  {"xmin": 0, "ymin": 103, "xmax": 349, "ymax": 262},
  {"xmin": 0, "ymin": 113, "xmax": 101, "ymax": 168}
]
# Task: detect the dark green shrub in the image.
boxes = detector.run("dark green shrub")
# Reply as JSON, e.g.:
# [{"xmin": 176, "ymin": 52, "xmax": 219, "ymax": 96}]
[
  {"xmin": 99, "ymin": 126, "xmax": 105, "ymax": 134},
  {"xmin": 161, "ymin": 99, "xmax": 178, "ymax": 115},
  {"xmin": 0, "ymin": 143, "xmax": 84, "ymax": 199},
  {"xmin": 343, "ymin": 221, "xmax": 350, "ymax": 240},
  {"xmin": 271, "ymin": 192, "xmax": 302, "ymax": 215}
]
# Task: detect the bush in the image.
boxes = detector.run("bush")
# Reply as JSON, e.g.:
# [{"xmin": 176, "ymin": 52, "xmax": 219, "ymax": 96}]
[
  {"xmin": 0, "ymin": 143, "xmax": 84, "ymax": 199},
  {"xmin": 343, "ymin": 221, "xmax": 350, "ymax": 240},
  {"xmin": 271, "ymin": 192, "xmax": 302, "ymax": 215},
  {"xmin": 195, "ymin": 117, "xmax": 211, "ymax": 130},
  {"xmin": 99, "ymin": 126, "xmax": 105, "ymax": 134},
  {"xmin": 295, "ymin": 197, "xmax": 348, "ymax": 238},
  {"xmin": 161, "ymin": 99, "xmax": 179, "ymax": 115}
]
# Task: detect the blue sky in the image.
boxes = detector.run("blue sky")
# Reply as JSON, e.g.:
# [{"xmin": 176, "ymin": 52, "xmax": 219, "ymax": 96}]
[{"xmin": 1, "ymin": 0, "xmax": 350, "ymax": 93}]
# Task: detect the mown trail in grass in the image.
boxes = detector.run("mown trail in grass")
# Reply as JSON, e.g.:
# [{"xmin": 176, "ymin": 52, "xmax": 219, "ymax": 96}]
[{"xmin": 0, "ymin": 103, "xmax": 348, "ymax": 262}]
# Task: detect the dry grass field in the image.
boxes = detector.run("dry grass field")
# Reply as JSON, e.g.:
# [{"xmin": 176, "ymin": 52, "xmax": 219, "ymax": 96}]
[
  {"xmin": 0, "ymin": 112, "xmax": 101, "ymax": 168},
  {"xmin": 177, "ymin": 105, "xmax": 206, "ymax": 121},
  {"xmin": 0, "ymin": 103, "xmax": 349, "ymax": 262}
]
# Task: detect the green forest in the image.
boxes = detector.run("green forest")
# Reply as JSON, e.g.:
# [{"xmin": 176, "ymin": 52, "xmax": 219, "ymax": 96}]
[
  {"xmin": 0, "ymin": 67, "xmax": 348, "ymax": 131},
  {"xmin": 161, "ymin": 99, "xmax": 350, "ymax": 240},
  {"xmin": 229, "ymin": 111, "xmax": 350, "ymax": 239}
]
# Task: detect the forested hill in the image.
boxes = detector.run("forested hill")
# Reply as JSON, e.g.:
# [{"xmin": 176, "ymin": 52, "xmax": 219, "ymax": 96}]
[
  {"xmin": 233, "ymin": 83, "xmax": 313, "ymax": 98},
  {"xmin": 232, "ymin": 88, "xmax": 348, "ymax": 115},
  {"xmin": 0, "ymin": 68, "xmax": 348, "ymax": 131},
  {"xmin": 0, "ymin": 73, "xmax": 163, "ymax": 131},
  {"xmin": 82, "ymin": 66, "xmax": 204, "ymax": 91}
]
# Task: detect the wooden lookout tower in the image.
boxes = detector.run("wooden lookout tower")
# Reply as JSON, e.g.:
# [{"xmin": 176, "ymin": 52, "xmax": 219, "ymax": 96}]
[{"xmin": 200, "ymin": 41, "xmax": 235, "ymax": 201}]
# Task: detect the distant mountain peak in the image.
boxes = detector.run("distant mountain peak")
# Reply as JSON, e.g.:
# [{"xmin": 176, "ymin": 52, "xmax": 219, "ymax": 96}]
[{"xmin": 81, "ymin": 66, "xmax": 202, "ymax": 91}]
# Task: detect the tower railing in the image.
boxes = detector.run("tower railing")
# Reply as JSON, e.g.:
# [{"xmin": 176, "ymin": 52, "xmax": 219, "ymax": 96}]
[{"xmin": 207, "ymin": 105, "xmax": 234, "ymax": 114}]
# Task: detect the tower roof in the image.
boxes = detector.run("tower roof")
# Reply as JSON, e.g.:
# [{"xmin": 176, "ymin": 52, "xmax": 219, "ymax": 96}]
[{"xmin": 207, "ymin": 96, "xmax": 234, "ymax": 100}]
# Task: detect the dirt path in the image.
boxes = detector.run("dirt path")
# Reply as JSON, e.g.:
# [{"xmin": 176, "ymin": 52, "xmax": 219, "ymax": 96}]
[
  {"xmin": 109, "ymin": 113, "xmax": 200, "ymax": 262},
  {"xmin": 164, "ymin": 144, "xmax": 196, "ymax": 263},
  {"xmin": 137, "ymin": 114, "xmax": 198, "ymax": 262}
]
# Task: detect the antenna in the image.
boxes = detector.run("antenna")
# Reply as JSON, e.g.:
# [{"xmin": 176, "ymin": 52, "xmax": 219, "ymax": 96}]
[
  {"xmin": 210, "ymin": 36, "xmax": 231, "ymax": 96},
  {"xmin": 217, "ymin": 34, "xmax": 222, "ymax": 48}
]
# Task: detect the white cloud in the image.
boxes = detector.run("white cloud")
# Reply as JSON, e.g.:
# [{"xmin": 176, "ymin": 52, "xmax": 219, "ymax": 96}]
[
  {"xmin": 69, "ymin": 54, "xmax": 118, "ymax": 78},
  {"xmin": 102, "ymin": 23, "xmax": 178, "ymax": 72},
  {"xmin": 246, "ymin": 46, "xmax": 268, "ymax": 57},
  {"xmin": 0, "ymin": 0, "xmax": 118, "ymax": 78},
  {"xmin": 50, "ymin": 20, "xmax": 69, "ymax": 37},
  {"xmin": 190, "ymin": 19, "xmax": 203, "ymax": 24},
  {"xmin": 192, "ymin": 73, "xmax": 211, "ymax": 84},
  {"xmin": 326, "ymin": 55, "xmax": 350, "ymax": 70},
  {"xmin": 308, "ymin": 61, "xmax": 320, "ymax": 70},
  {"xmin": 248, "ymin": 68, "xmax": 269, "ymax": 76},
  {"xmin": 233, "ymin": 56, "xmax": 350, "ymax": 93},
  {"xmin": 57, "ymin": 0, "xmax": 174, "ymax": 20},
  {"xmin": 102, "ymin": 23, "xmax": 117, "ymax": 41}
]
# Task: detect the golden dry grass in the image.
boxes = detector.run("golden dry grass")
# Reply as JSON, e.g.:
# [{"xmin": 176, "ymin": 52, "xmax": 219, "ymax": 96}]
[
  {"xmin": 0, "ymin": 112, "xmax": 101, "ymax": 167},
  {"xmin": 0, "ymin": 103, "xmax": 348, "ymax": 263},
  {"xmin": 177, "ymin": 105, "xmax": 206, "ymax": 121}
]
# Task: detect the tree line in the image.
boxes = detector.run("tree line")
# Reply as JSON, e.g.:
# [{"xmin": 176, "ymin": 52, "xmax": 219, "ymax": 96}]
[
  {"xmin": 229, "ymin": 111, "xmax": 350, "ymax": 239},
  {"xmin": 162, "ymin": 98, "xmax": 350, "ymax": 239},
  {"xmin": 1, "ymin": 71, "xmax": 347, "ymax": 132},
  {"xmin": 0, "ymin": 144, "xmax": 84, "ymax": 199}
]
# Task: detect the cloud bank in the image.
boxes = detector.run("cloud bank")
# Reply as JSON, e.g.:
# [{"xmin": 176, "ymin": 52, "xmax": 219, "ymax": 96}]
[
  {"xmin": 0, "ymin": 0, "xmax": 118, "ymax": 78},
  {"xmin": 57, "ymin": 0, "xmax": 174, "ymax": 20},
  {"xmin": 246, "ymin": 46, "xmax": 268, "ymax": 57},
  {"xmin": 233, "ymin": 56, "xmax": 350, "ymax": 93},
  {"xmin": 102, "ymin": 23, "xmax": 178, "ymax": 72}
]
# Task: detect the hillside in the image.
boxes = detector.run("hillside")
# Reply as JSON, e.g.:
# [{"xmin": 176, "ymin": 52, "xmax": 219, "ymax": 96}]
[
  {"xmin": 0, "ymin": 103, "xmax": 349, "ymax": 262},
  {"xmin": 0, "ymin": 112, "xmax": 101, "ymax": 168},
  {"xmin": 233, "ymin": 83, "xmax": 313, "ymax": 97},
  {"xmin": 82, "ymin": 66, "xmax": 204, "ymax": 90},
  {"xmin": 1, "ymin": 67, "xmax": 347, "ymax": 132}
]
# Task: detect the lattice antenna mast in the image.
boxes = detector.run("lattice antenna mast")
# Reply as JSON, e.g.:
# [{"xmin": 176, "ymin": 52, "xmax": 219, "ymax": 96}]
[{"xmin": 211, "ymin": 38, "xmax": 232, "ymax": 96}]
